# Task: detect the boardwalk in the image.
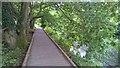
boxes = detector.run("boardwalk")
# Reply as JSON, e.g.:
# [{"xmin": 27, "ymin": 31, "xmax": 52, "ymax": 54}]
[{"xmin": 23, "ymin": 26, "xmax": 75, "ymax": 66}]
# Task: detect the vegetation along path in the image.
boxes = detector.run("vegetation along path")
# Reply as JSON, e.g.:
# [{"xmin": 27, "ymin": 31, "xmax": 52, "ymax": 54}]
[{"xmin": 23, "ymin": 26, "xmax": 75, "ymax": 66}]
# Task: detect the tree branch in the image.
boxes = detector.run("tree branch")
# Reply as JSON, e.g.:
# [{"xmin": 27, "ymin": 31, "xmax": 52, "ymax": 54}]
[
  {"xmin": 9, "ymin": 3, "xmax": 19, "ymax": 17},
  {"xmin": 30, "ymin": 14, "xmax": 44, "ymax": 25},
  {"xmin": 32, "ymin": 15, "xmax": 43, "ymax": 20},
  {"xmin": 55, "ymin": 3, "xmax": 75, "ymax": 23},
  {"xmin": 36, "ymin": 2, "xmax": 43, "ymax": 15}
]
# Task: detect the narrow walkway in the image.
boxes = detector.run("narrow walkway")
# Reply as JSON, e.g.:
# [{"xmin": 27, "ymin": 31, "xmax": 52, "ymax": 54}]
[{"xmin": 25, "ymin": 27, "xmax": 74, "ymax": 66}]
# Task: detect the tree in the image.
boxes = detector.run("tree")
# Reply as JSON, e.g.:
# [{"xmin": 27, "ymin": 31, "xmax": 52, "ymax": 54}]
[
  {"xmin": 16, "ymin": 2, "xmax": 30, "ymax": 47},
  {"xmin": 2, "ymin": 2, "xmax": 17, "ymax": 47},
  {"xmin": 2, "ymin": 2, "xmax": 119, "ymax": 66}
]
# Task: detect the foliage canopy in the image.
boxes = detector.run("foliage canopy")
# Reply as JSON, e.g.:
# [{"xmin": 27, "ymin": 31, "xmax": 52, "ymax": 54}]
[{"xmin": 2, "ymin": 2, "xmax": 119, "ymax": 66}]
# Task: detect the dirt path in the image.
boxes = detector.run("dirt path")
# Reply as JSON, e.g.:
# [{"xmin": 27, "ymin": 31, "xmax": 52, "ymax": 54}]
[{"xmin": 25, "ymin": 28, "xmax": 74, "ymax": 66}]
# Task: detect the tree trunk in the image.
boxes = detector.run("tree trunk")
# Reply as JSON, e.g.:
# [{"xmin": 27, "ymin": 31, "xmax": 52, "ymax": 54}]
[
  {"xmin": 2, "ymin": 2, "xmax": 17, "ymax": 47},
  {"xmin": 16, "ymin": 2, "xmax": 30, "ymax": 47},
  {"xmin": 24, "ymin": 2, "xmax": 30, "ymax": 36}
]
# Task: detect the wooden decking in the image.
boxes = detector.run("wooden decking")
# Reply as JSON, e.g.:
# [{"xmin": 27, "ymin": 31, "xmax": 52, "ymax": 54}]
[{"xmin": 22, "ymin": 27, "xmax": 76, "ymax": 67}]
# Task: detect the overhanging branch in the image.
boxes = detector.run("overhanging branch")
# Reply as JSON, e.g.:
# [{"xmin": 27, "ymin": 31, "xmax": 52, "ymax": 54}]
[
  {"xmin": 55, "ymin": 3, "xmax": 75, "ymax": 23},
  {"xmin": 31, "ymin": 15, "xmax": 43, "ymax": 20},
  {"xmin": 30, "ymin": 14, "xmax": 44, "ymax": 24}
]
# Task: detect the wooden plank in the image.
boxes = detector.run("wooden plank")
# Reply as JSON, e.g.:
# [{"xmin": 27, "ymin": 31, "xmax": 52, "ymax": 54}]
[
  {"xmin": 22, "ymin": 28, "xmax": 77, "ymax": 67},
  {"xmin": 43, "ymin": 29, "xmax": 77, "ymax": 67},
  {"xmin": 26, "ymin": 29, "xmax": 73, "ymax": 66},
  {"xmin": 22, "ymin": 32, "xmax": 35, "ymax": 67}
]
